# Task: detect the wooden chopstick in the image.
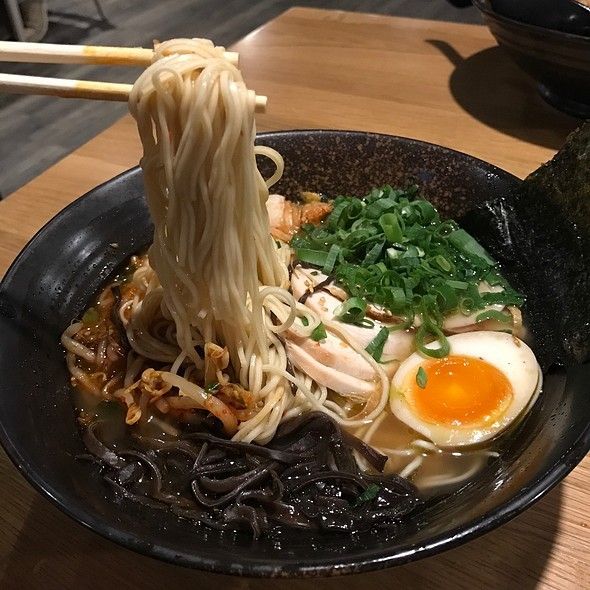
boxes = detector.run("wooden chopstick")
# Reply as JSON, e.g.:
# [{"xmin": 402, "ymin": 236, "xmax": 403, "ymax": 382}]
[
  {"xmin": 0, "ymin": 73, "xmax": 132, "ymax": 101},
  {"xmin": 0, "ymin": 41, "xmax": 239, "ymax": 66},
  {"xmin": 0, "ymin": 73, "xmax": 268, "ymax": 111}
]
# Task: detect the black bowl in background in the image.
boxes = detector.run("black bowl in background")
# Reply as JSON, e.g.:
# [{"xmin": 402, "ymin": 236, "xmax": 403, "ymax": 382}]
[
  {"xmin": 492, "ymin": 0, "xmax": 590, "ymax": 36},
  {"xmin": 0, "ymin": 130, "xmax": 588, "ymax": 577},
  {"xmin": 473, "ymin": 0, "xmax": 590, "ymax": 118}
]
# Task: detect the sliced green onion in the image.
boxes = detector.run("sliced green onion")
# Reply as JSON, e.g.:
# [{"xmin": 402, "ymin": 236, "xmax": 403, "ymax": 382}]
[
  {"xmin": 464, "ymin": 283, "xmax": 483, "ymax": 310},
  {"xmin": 353, "ymin": 483, "xmax": 380, "ymax": 507},
  {"xmin": 475, "ymin": 309, "xmax": 512, "ymax": 324},
  {"xmin": 483, "ymin": 271, "xmax": 505, "ymax": 287},
  {"xmin": 435, "ymin": 219, "xmax": 458, "ymax": 237},
  {"xmin": 448, "ymin": 229, "xmax": 495, "ymax": 265},
  {"xmin": 404, "ymin": 245, "xmax": 425, "ymax": 258},
  {"xmin": 459, "ymin": 297, "xmax": 475, "ymax": 314},
  {"xmin": 416, "ymin": 323, "xmax": 450, "ymax": 359},
  {"xmin": 434, "ymin": 255, "xmax": 452, "ymax": 272},
  {"xmin": 82, "ymin": 307, "xmax": 100, "ymax": 326},
  {"xmin": 365, "ymin": 327, "xmax": 390, "ymax": 361},
  {"xmin": 311, "ymin": 322, "xmax": 327, "ymax": 341},
  {"xmin": 344, "ymin": 199, "xmax": 364, "ymax": 222},
  {"xmin": 367, "ymin": 187, "xmax": 385, "ymax": 201},
  {"xmin": 327, "ymin": 199, "xmax": 349, "ymax": 230},
  {"xmin": 432, "ymin": 284, "xmax": 459, "ymax": 311},
  {"xmin": 416, "ymin": 367, "xmax": 428, "ymax": 389},
  {"xmin": 481, "ymin": 291, "xmax": 523, "ymax": 306},
  {"xmin": 414, "ymin": 200, "xmax": 437, "ymax": 223},
  {"xmin": 365, "ymin": 197, "xmax": 399, "ymax": 219},
  {"xmin": 334, "ymin": 297, "xmax": 367, "ymax": 324},
  {"xmin": 322, "ymin": 244, "xmax": 341, "ymax": 274},
  {"xmin": 388, "ymin": 287, "xmax": 407, "ymax": 310},
  {"xmin": 388, "ymin": 314, "xmax": 414, "ymax": 332},
  {"xmin": 447, "ymin": 280, "xmax": 469, "ymax": 290},
  {"xmin": 379, "ymin": 213, "xmax": 403, "ymax": 243},
  {"xmin": 205, "ymin": 382, "xmax": 220, "ymax": 394},
  {"xmin": 386, "ymin": 246, "xmax": 403, "ymax": 261},
  {"xmin": 300, "ymin": 316, "xmax": 310, "ymax": 326},
  {"xmin": 363, "ymin": 241, "xmax": 384, "ymax": 265},
  {"xmin": 295, "ymin": 248, "xmax": 330, "ymax": 267}
]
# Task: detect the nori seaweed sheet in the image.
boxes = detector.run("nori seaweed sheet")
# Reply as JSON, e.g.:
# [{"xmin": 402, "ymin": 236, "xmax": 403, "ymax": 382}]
[{"xmin": 461, "ymin": 123, "xmax": 590, "ymax": 369}]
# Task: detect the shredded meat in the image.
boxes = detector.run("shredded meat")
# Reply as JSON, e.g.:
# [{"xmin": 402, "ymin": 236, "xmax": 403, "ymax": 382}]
[
  {"xmin": 217, "ymin": 382, "xmax": 255, "ymax": 410},
  {"xmin": 267, "ymin": 194, "xmax": 332, "ymax": 242},
  {"xmin": 301, "ymin": 202, "xmax": 332, "ymax": 225},
  {"xmin": 204, "ymin": 342, "xmax": 230, "ymax": 385},
  {"xmin": 73, "ymin": 284, "xmax": 130, "ymax": 380}
]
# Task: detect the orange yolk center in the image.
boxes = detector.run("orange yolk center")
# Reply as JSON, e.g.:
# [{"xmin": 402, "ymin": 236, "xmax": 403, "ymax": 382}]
[{"xmin": 409, "ymin": 355, "xmax": 513, "ymax": 427}]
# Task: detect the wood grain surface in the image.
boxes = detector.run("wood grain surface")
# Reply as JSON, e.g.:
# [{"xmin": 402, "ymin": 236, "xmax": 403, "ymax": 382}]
[
  {"xmin": 0, "ymin": 0, "xmax": 480, "ymax": 197},
  {"xmin": 0, "ymin": 8, "xmax": 587, "ymax": 590}
]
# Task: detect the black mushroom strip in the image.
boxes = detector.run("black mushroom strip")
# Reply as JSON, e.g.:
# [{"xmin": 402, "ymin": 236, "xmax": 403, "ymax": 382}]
[
  {"xmin": 297, "ymin": 275, "xmax": 334, "ymax": 305},
  {"xmin": 80, "ymin": 412, "xmax": 421, "ymax": 538}
]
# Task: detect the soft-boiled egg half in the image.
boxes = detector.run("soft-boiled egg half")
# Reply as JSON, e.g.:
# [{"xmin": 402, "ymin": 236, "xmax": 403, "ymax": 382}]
[{"xmin": 390, "ymin": 332, "xmax": 541, "ymax": 447}]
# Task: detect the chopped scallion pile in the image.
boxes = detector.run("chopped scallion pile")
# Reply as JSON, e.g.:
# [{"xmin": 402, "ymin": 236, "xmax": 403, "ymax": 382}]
[{"xmin": 291, "ymin": 186, "xmax": 523, "ymax": 357}]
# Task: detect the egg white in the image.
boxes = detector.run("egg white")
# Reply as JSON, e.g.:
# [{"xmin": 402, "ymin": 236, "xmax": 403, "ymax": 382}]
[{"xmin": 390, "ymin": 331, "xmax": 541, "ymax": 447}]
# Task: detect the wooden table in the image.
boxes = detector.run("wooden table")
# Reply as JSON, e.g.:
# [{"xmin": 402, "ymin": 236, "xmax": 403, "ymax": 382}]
[{"xmin": 0, "ymin": 8, "xmax": 587, "ymax": 590}]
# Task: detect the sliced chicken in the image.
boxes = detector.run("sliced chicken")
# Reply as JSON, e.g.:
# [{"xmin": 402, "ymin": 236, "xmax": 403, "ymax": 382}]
[
  {"xmin": 285, "ymin": 340, "xmax": 375, "ymax": 399},
  {"xmin": 287, "ymin": 329, "xmax": 376, "ymax": 381},
  {"xmin": 283, "ymin": 267, "xmax": 413, "ymax": 396},
  {"xmin": 440, "ymin": 283, "xmax": 507, "ymax": 332},
  {"xmin": 291, "ymin": 267, "xmax": 415, "ymax": 363}
]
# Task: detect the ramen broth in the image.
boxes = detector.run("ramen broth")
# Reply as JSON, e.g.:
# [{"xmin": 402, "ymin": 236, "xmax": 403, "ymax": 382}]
[{"xmin": 363, "ymin": 412, "xmax": 498, "ymax": 493}]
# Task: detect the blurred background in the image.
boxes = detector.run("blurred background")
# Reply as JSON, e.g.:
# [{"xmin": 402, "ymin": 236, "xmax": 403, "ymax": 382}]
[{"xmin": 0, "ymin": 1, "xmax": 480, "ymax": 198}]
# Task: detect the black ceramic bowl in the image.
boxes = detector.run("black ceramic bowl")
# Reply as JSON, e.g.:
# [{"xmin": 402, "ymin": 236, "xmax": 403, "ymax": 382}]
[
  {"xmin": 0, "ymin": 130, "xmax": 588, "ymax": 577},
  {"xmin": 491, "ymin": 0, "xmax": 590, "ymax": 35},
  {"xmin": 473, "ymin": 0, "xmax": 590, "ymax": 118}
]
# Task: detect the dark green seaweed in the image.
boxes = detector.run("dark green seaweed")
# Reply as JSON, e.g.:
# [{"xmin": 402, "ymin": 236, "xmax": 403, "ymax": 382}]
[{"xmin": 461, "ymin": 122, "xmax": 590, "ymax": 367}]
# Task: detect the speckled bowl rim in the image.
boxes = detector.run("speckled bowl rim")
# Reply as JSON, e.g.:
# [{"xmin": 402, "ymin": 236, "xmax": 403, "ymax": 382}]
[{"xmin": 0, "ymin": 130, "xmax": 589, "ymax": 578}]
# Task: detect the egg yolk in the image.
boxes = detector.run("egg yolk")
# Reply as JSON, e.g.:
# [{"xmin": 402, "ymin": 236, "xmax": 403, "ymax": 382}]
[{"xmin": 409, "ymin": 355, "xmax": 513, "ymax": 427}]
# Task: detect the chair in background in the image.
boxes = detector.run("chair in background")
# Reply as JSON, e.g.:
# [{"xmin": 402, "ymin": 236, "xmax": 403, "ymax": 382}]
[
  {"xmin": 2, "ymin": 0, "xmax": 108, "ymax": 42},
  {"xmin": 2, "ymin": 0, "xmax": 48, "ymax": 42}
]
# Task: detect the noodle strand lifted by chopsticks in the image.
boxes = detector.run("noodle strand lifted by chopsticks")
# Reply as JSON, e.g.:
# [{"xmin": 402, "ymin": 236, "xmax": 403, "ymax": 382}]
[{"xmin": 123, "ymin": 41, "xmax": 389, "ymax": 443}]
